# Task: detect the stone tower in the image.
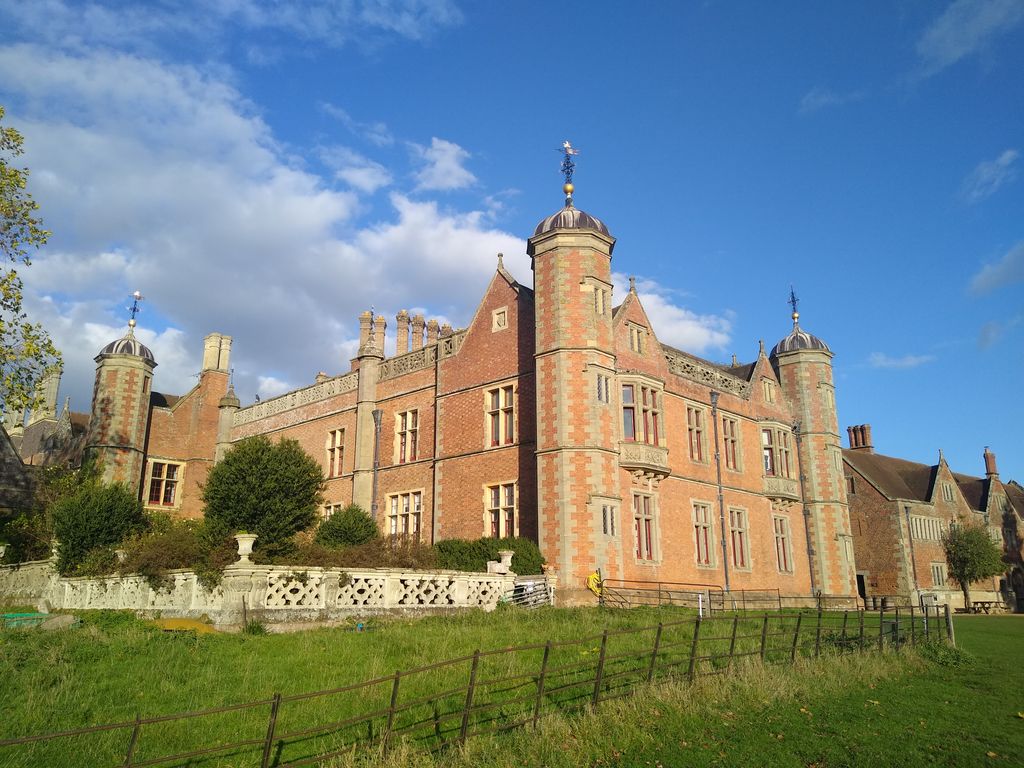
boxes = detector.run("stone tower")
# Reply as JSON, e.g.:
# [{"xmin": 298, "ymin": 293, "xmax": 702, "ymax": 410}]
[
  {"xmin": 528, "ymin": 158, "xmax": 619, "ymax": 595},
  {"xmin": 351, "ymin": 311, "xmax": 385, "ymax": 516},
  {"xmin": 86, "ymin": 322, "xmax": 156, "ymax": 491},
  {"xmin": 770, "ymin": 307, "xmax": 856, "ymax": 597}
]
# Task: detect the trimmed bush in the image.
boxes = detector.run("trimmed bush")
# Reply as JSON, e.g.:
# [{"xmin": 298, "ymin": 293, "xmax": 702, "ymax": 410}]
[
  {"xmin": 315, "ymin": 504, "xmax": 378, "ymax": 548},
  {"xmin": 202, "ymin": 436, "xmax": 324, "ymax": 557},
  {"xmin": 120, "ymin": 521, "xmax": 205, "ymax": 590},
  {"xmin": 52, "ymin": 482, "xmax": 146, "ymax": 575},
  {"xmin": 434, "ymin": 537, "xmax": 545, "ymax": 575}
]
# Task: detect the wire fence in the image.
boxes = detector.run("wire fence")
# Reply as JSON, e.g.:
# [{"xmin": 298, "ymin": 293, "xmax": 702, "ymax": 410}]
[{"xmin": 0, "ymin": 605, "xmax": 953, "ymax": 768}]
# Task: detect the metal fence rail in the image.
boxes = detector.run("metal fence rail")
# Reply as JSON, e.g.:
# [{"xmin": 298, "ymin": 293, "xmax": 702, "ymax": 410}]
[{"xmin": 0, "ymin": 605, "xmax": 953, "ymax": 767}]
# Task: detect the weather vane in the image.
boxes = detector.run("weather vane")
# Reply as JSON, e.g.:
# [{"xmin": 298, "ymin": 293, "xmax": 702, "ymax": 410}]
[
  {"xmin": 788, "ymin": 286, "xmax": 800, "ymax": 324},
  {"xmin": 558, "ymin": 140, "xmax": 580, "ymax": 205},
  {"xmin": 127, "ymin": 290, "xmax": 144, "ymax": 330}
]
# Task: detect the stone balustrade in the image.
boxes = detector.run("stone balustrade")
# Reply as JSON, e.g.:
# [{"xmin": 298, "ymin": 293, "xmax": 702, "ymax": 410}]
[{"xmin": 0, "ymin": 560, "xmax": 541, "ymax": 627}]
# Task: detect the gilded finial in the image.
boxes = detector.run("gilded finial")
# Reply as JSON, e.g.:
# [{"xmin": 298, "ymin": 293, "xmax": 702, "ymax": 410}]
[
  {"xmin": 126, "ymin": 290, "xmax": 144, "ymax": 333},
  {"xmin": 558, "ymin": 140, "xmax": 580, "ymax": 207},
  {"xmin": 788, "ymin": 286, "xmax": 800, "ymax": 326}
]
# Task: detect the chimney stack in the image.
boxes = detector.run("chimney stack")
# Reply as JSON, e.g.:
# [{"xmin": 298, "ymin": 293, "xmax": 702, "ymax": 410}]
[
  {"xmin": 358, "ymin": 310, "xmax": 372, "ymax": 349},
  {"xmin": 984, "ymin": 447, "xmax": 998, "ymax": 478},
  {"xmin": 396, "ymin": 310, "xmax": 410, "ymax": 355},
  {"xmin": 411, "ymin": 314, "xmax": 425, "ymax": 351},
  {"xmin": 426, "ymin": 319, "xmax": 439, "ymax": 346},
  {"xmin": 847, "ymin": 424, "xmax": 874, "ymax": 453}
]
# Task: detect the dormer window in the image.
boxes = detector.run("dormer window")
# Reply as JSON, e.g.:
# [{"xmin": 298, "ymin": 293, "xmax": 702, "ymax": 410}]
[{"xmin": 628, "ymin": 323, "xmax": 646, "ymax": 353}]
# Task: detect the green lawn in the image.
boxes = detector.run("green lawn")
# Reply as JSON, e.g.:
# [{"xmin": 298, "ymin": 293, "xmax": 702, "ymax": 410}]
[
  {"xmin": 0, "ymin": 610, "xmax": 1018, "ymax": 767},
  {"xmin": 422, "ymin": 614, "xmax": 1022, "ymax": 768}
]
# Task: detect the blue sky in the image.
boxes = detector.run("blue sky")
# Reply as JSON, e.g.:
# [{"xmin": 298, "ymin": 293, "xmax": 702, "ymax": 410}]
[{"xmin": 1, "ymin": 1, "xmax": 1021, "ymax": 481}]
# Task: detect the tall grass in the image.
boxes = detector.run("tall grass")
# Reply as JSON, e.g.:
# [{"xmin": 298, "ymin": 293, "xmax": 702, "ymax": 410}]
[{"xmin": 0, "ymin": 606, "xmax": 960, "ymax": 767}]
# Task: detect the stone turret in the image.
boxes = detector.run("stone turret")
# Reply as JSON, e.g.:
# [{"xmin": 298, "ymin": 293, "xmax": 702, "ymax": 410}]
[
  {"xmin": 771, "ymin": 305, "xmax": 856, "ymax": 597},
  {"xmin": 529, "ymin": 158, "xmax": 619, "ymax": 598},
  {"xmin": 86, "ymin": 322, "xmax": 156, "ymax": 491}
]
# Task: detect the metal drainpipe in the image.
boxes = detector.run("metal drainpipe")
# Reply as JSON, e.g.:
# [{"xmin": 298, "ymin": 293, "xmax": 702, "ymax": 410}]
[
  {"xmin": 904, "ymin": 505, "xmax": 920, "ymax": 594},
  {"xmin": 793, "ymin": 421, "xmax": 818, "ymax": 597},
  {"xmin": 371, "ymin": 409, "xmax": 383, "ymax": 521},
  {"xmin": 710, "ymin": 391, "xmax": 730, "ymax": 593}
]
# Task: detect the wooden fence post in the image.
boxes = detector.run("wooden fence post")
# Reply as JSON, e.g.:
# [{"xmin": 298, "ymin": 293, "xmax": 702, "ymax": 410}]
[
  {"xmin": 877, "ymin": 608, "xmax": 885, "ymax": 652},
  {"xmin": 592, "ymin": 630, "xmax": 609, "ymax": 708},
  {"xmin": 858, "ymin": 610, "xmax": 865, "ymax": 652},
  {"xmin": 944, "ymin": 604, "xmax": 956, "ymax": 647},
  {"xmin": 759, "ymin": 614, "xmax": 769, "ymax": 661},
  {"xmin": 727, "ymin": 616, "xmax": 739, "ymax": 670},
  {"xmin": 533, "ymin": 641, "xmax": 551, "ymax": 729},
  {"xmin": 260, "ymin": 693, "xmax": 282, "ymax": 768},
  {"xmin": 122, "ymin": 714, "xmax": 142, "ymax": 767},
  {"xmin": 647, "ymin": 624, "xmax": 664, "ymax": 682},
  {"xmin": 909, "ymin": 605, "xmax": 916, "ymax": 646},
  {"xmin": 894, "ymin": 608, "xmax": 901, "ymax": 652},
  {"xmin": 383, "ymin": 671, "xmax": 401, "ymax": 751},
  {"xmin": 814, "ymin": 610, "xmax": 822, "ymax": 658},
  {"xmin": 840, "ymin": 610, "xmax": 849, "ymax": 648},
  {"xmin": 688, "ymin": 617, "xmax": 702, "ymax": 682},
  {"xmin": 924, "ymin": 605, "xmax": 931, "ymax": 640},
  {"xmin": 790, "ymin": 613, "xmax": 803, "ymax": 663},
  {"xmin": 459, "ymin": 651, "xmax": 481, "ymax": 742}
]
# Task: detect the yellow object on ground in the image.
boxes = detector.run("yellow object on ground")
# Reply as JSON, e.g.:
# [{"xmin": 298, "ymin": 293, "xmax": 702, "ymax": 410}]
[{"xmin": 152, "ymin": 618, "xmax": 218, "ymax": 633}]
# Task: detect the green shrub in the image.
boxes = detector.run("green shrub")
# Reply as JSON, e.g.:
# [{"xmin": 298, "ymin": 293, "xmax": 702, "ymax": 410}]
[
  {"xmin": 76, "ymin": 546, "xmax": 119, "ymax": 577},
  {"xmin": 339, "ymin": 537, "xmax": 438, "ymax": 569},
  {"xmin": 202, "ymin": 436, "xmax": 324, "ymax": 558},
  {"xmin": 918, "ymin": 640, "xmax": 974, "ymax": 668},
  {"xmin": 52, "ymin": 482, "xmax": 146, "ymax": 575},
  {"xmin": 120, "ymin": 521, "xmax": 205, "ymax": 590},
  {"xmin": 315, "ymin": 504, "xmax": 378, "ymax": 548},
  {"xmin": 242, "ymin": 619, "xmax": 267, "ymax": 635},
  {"xmin": 433, "ymin": 537, "xmax": 545, "ymax": 574}
]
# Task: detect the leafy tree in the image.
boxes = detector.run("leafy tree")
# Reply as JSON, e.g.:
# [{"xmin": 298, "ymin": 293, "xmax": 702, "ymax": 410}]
[
  {"xmin": 315, "ymin": 503, "xmax": 379, "ymax": 548},
  {"xmin": 942, "ymin": 521, "xmax": 1006, "ymax": 609},
  {"xmin": 1, "ymin": 105, "xmax": 61, "ymax": 415},
  {"xmin": 52, "ymin": 482, "xmax": 146, "ymax": 575},
  {"xmin": 0, "ymin": 458, "xmax": 100, "ymax": 562},
  {"xmin": 202, "ymin": 435, "xmax": 324, "ymax": 557},
  {"xmin": 434, "ymin": 537, "xmax": 545, "ymax": 575}
]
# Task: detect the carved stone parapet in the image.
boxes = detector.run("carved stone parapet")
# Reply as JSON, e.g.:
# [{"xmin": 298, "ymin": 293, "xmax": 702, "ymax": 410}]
[
  {"xmin": 619, "ymin": 441, "xmax": 670, "ymax": 483},
  {"xmin": 763, "ymin": 475, "xmax": 800, "ymax": 502},
  {"xmin": 378, "ymin": 345, "xmax": 438, "ymax": 381},
  {"xmin": 664, "ymin": 350, "xmax": 752, "ymax": 399},
  {"xmin": 233, "ymin": 373, "xmax": 359, "ymax": 426}
]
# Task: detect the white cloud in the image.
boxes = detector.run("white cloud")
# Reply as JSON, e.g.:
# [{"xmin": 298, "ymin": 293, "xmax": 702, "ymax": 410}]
[
  {"xmin": 320, "ymin": 146, "xmax": 393, "ymax": 193},
  {"xmin": 961, "ymin": 149, "xmax": 1019, "ymax": 203},
  {"xmin": 799, "ymin": 87, "xmax": 865, "ymax": 114},
  {"xmin": 978, "ymin": 314, "xmax": 1022, "ymax": 348},
  {"xmin": 969, "ymin": 241, "xmax": 1024, "ymax": 295},
  {"xmin": 3, "ymin": 44, "xmax": 523, "ymax": 413},
  {"xmin": 320, "ymin": 103, "xmax": 394, "ymax": 147},
  {"xmin": 613, "ymin": 273, "xmax": 732, "ymax": 354},
  {"xmin": 868, "ymin": 352, "xmax": 937, "ymax": 369},
  {"xmin": 411, "ymin": 137, "xmax": 476, "ymax": 191},
  {"xmin": 257, "ymin": 376, "xmax": 294, "ymax": 400},
  {"xmin": 0, "ymin": 0, "xmax": 464, "ymax": 52},
  {"xmin": 916, "ymin": 0, "xmax": 1024, "ymax": 76}
]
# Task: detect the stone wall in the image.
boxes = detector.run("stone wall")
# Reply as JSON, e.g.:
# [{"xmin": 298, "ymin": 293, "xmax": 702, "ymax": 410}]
[{"xmin": 0, "ymin": 561, "xmax": 550, "ymax": 627}]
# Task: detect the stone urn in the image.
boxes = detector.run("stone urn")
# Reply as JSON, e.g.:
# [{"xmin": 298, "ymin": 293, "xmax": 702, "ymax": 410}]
[
  {"xmin": 0, "ymin": 542, "xmax": 7, "ymax": 560},
  {"xmin": 233, "ymin": 532, "xmax": 258, "ymax": 564},
  {"xmin": 497, "ymin": 549, "xmax": 515, "ymax": 570},
  {"xmin": 114, "ymin": 549, "xmax": 127, "ymax": 563}
]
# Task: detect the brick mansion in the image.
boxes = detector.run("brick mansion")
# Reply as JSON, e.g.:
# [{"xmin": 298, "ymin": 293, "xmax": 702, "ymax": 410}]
[{"xmin": 5, "ymin": 174, "xmax": 1022, "ymax": 607}]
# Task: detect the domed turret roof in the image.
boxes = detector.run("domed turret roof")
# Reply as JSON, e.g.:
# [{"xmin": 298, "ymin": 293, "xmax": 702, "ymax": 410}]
[
  {"xmin": 533, "ymin": 204, "xmax": 610, "ymax": 238},
  {"xmin": 97, "ymin": 327, "xmax": 155, "ymax": 363},
  {"xmin": 770, "ymin": 313, "xmax": 830, "ymax": 357}
]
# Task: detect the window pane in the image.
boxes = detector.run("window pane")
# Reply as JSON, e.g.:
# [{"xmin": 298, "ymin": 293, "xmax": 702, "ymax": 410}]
[
  {"xmin": 622, "ymin": 385, "xmax": 634, "ymax": 404},
  {"xmin": 623, "ymin": 408, "xmax": 635, "ymax": 441}
]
